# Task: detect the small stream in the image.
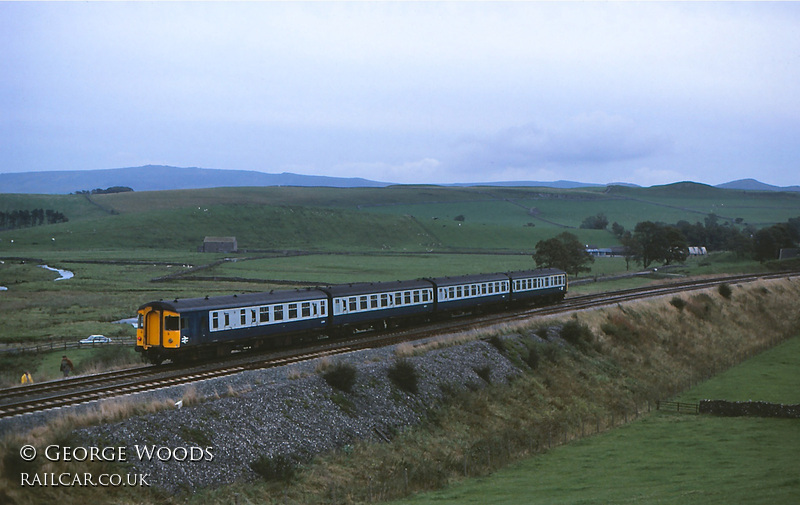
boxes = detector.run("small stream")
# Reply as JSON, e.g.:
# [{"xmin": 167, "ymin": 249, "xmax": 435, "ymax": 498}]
[
  {"xmin": 39, "ymin": 264, "xmax": 75, "ymax": 281},
  {"xmin": 0, "ymin": 264, "xmax": 74, "ymax": 292}
]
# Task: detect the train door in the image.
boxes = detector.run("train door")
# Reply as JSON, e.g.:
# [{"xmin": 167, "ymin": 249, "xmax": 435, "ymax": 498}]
[{"xmin": 146, "ymin": 310, "xmax": 162, "ymax": 347}]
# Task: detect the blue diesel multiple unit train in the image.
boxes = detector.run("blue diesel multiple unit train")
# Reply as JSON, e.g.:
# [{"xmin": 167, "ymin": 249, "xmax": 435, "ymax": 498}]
[{"xmin": 136, "ymin": 269, "xmax": 567, "ymax": 364}]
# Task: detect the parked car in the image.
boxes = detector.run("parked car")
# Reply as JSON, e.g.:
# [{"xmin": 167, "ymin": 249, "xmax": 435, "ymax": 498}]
[{"xmin": 79, "ymin": 334, "xmax": 112, "ymax": 344}]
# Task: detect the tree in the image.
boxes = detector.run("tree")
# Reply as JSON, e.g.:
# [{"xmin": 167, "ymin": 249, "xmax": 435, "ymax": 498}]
[
  {"xmin": 663, "ymin": 226, "xmax": 689, "ymax": 265},
  {"xmin": 632, "ymin": 221, "xmax": 665, "ymax": 269},
  {"xmin": 533, "ymin": 232, "xmax": 594, "ymax": 277},
  {"xmin": 580, "ymin": 213, "xmax": 609, "ymax": 230},
  {"xmin": 632, "ymin": 221, "xmax": 688, "ymax": 268},
  {"xmin": 753, "ymin": 224, "xmax": 795, "ymax": 262},
  {"xmin": 611, "ymin": 222, "xmax": 626, "ymax": 239},
  {"xmin": 620, "ymin": 231, "xmax": 640, "ymax": 271}
]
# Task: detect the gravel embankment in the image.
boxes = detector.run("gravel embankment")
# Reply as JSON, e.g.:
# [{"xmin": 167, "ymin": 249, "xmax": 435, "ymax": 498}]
[{"xmin": 70, "ymin": 337, "xmax": 523, "ymax": 492}]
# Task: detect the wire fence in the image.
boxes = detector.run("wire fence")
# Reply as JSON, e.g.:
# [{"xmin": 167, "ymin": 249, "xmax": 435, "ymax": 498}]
[{"xmin": 0, "ymin": 337, "xmax": 134, "ymax": 355}]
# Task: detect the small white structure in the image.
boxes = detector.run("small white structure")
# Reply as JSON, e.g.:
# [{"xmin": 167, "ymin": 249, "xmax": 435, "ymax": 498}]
[{"xmin": 688, "ymin": 246, "xmax": 708, "ymax": 256}]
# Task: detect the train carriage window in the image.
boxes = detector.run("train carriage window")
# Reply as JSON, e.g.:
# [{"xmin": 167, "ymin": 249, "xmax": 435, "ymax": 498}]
[
  {"xmin": 274, "ymin": 305, "xmax": 284, "ymax": 321},
  {"xmin": 370, "ymin": 295, "xmax": 378, "ymax": 309},
  {"xmin": 320, "ymin": 301, "xmax": 326, "ymax": 316},
  {"xmin": 224, "ymin": 313, "xmax": 231, "ymax": 327},
  {"xmin": 422, "ymin": 290, "xmax": 430, "ymax": 302},
  {"xmin": 481, "ymin": 284, "xmax": 487, "ymax": 295},
  {"xmin": 455, "ymin": 286, "xmax": 461, "ymax": 298},
  {"xmin": 251, "ymin": 309, "xmax": 257, "ymax": 324},
  {"xmin": 349, "ymin": 297, "xmax": 357, "ymax": 312},
  {"xmin": 240, "ymin": 309, "xmax": 247, "ymax": 325},
  {"xmin": 413, "ymin": 291, "xmax": 420, "ymax": 303},
  {"xmin": 404, "ymin": 291, "xmax": 412, "ymax": 304},
  {"xmin": 448, "ymin": 287, "xmax": 455, "ymax": 299},
  {"xmin": 301, "ymin": 302, "xmax": 311, "ymax": 318},
  {"xmin": 381, "ymin": 294, "xmax": 389, "ymax": 307},
  {"xmin": 288, "ymin": 303, "xmax": 298, "ymax": 319},
  {"xmin": 212, "ymin": 312, "xmax": 219, "ymax": 330},
  {"xmin": 260, "ymin": 306, "xmax": 270, "ymax": 323},
  {"xmin": 360, "ymin": 296, "xmax": 368, "ymax": 311},
  {"xmin": 165, "ymin": 316, "xmax": 180, "ymax": 331}
]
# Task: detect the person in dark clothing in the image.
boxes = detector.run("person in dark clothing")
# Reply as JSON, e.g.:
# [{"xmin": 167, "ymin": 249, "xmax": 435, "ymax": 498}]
[{"xmin": 60, "ymin": 356, "xmax": 74, "ymax": 377}]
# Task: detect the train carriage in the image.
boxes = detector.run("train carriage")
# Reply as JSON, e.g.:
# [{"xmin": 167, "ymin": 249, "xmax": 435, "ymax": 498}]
[
  {"xmin": 137, "ymin": 288, "xmax": 329, "ymax": 364},
  {"xmin": 428, "ymin": 273, "xmax": 510, "ymax": 314},
  {"xmin": 507, "ymin": 269, "xmax": 568, "ymax": 305},
  {"xmin": 323, "ymin": 279, "xmax": 435, "ymax": 331},
  {"xmin": 135, "ymin": 268, "xmax": 567, "ymax": 365}
]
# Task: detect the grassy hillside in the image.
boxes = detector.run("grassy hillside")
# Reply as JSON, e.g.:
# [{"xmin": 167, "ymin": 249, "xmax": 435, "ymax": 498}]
[
  {"xmin": 3, "ymin": 183, "xmax": 799, "ymax": 256},
  {"xmin": 392, "ymin": 328, "xmax": 800, "ymax": 505}
]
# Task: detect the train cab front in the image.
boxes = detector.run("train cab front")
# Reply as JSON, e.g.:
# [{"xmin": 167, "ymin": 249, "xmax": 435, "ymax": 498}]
[{"xmin": 136, "ymin": 302, "xmax": 182, "ymax": 365}]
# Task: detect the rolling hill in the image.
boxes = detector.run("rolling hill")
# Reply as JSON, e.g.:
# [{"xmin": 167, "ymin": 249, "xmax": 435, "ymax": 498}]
[{"xmin": 2, "ymin": 165, "xmax": 796, "ymax": 195}]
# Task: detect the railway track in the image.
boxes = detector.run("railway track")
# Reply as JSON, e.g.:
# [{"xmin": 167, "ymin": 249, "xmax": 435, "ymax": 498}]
[{"xmin": 1, "ymin": 271, "xmax": 794, "ymax": 420}]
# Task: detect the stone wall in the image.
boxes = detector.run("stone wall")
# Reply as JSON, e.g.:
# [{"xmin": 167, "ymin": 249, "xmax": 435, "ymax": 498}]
[{"xmin": 699, "ymin": 400, "xmax": 800, "ymax": 419}]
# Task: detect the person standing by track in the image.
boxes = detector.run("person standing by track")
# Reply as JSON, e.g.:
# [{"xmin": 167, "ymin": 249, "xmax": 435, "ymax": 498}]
[{"xmin": 60, "ymin": 355, "xmax": 73, "ymax": 377}]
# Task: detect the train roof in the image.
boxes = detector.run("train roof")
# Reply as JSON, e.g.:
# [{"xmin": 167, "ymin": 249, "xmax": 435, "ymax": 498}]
[
  {"xmin": 425, "ymin": 272, "xmax": 509, "ymax": 287},
  {"xmin": 321, "ymin": 279, "xmax": 433, "ymax": 298},
  {"xmin": 506, "ymin": 268, "xmax": 566, "ymax": 279},
  {"xmin": 138, "ymin": 288, "xmax": 329, "ymax": 313}
]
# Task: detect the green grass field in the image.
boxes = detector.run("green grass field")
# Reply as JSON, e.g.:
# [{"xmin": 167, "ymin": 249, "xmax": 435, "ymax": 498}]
[
  {"xmin": 1, "ymin": 183, "xmax": 798, "ymax": 346},
  {"xmin": 3, "ymin": 183, "xmax": 799, "ymax": 256},
  {"xmin": 392, "ymin": 337, "xmax": 800, "ymax": 505}
]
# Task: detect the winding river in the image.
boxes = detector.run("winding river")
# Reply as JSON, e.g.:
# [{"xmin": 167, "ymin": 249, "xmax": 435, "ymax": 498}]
[
  {"xmin": 0, "ymin": 264, "xmax": 74, "ymax": 291},
  {"xmin": 39, "ymin": 264, "xmax": 75, "ymax": 281}
]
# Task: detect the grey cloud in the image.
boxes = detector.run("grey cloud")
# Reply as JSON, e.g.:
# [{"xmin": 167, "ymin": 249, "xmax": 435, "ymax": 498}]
[{"xmin": 453, "ymin": 113, "xmax": 672, "ymax": 170}]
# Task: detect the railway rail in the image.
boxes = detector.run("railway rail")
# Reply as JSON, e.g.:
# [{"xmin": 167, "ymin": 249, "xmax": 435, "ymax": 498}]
[{"xmin": 0, "ymin": 271, "xmax": 794, "ymax": 420}]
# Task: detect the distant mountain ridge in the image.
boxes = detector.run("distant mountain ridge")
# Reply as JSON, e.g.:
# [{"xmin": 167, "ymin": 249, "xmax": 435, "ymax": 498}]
[
  {"xmin": 0, "ymin": 166, "xmax": 796, "ymax": 194},
  {"xmin": 0, "ymin": 166, "xmax": 389, "ymax": 194},
  {"xmin": 715, "ymin": 178, "xmax": 800, "ymax": 192}
]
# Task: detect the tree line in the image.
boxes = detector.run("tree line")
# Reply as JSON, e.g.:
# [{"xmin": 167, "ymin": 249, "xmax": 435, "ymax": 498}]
[
  {"xmin": 0, "ymin": 209, "xmax": 68, "ymax": 229},
  {"xmin": 74, "ymin": 186, "xmax": 133, "ymax": 195},
  {"xmin": 534, "ymin": 214, "xmax": 800, "ymax": 275}
]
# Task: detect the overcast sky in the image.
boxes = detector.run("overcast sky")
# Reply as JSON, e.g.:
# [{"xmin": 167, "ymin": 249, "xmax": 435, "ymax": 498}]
[{"xmin": 2, "ymin": 2, "xmax": 799, "ymax": 187}]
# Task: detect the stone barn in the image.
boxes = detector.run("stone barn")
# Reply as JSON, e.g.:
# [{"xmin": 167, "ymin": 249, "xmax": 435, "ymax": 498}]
[{"xmin": 202, "ymin": 236, "xmax": 238, "ymax": 253}]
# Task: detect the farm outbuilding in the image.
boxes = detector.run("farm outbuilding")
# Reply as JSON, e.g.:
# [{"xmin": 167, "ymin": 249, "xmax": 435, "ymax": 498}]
[
  {"xmin": 779, "ymin": 248, "xmax": 799, "ymax": 260},
  {"xmin": 201, "ymin": 236, "xmax": 238, "ymax": 253}
]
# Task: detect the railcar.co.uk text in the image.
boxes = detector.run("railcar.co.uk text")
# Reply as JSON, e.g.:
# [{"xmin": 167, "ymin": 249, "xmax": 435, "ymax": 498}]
[{"xmin": 17, "ymin": 444, "xmax": 214, "ymax": 488}]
